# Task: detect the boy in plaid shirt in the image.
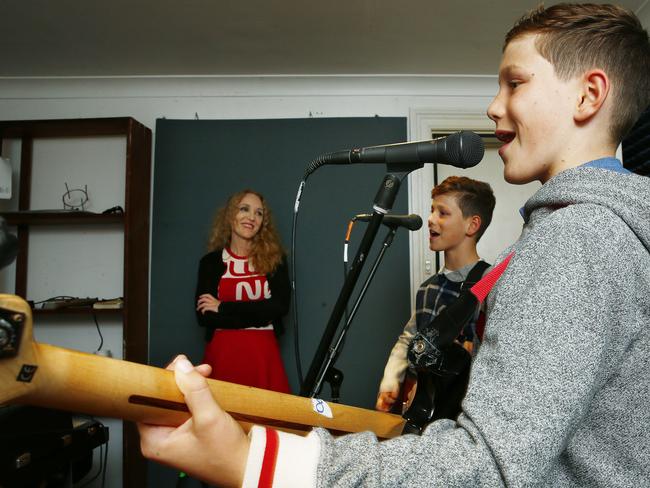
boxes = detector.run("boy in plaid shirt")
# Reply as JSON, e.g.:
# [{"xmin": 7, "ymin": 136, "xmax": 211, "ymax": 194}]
[{"xmin": 376, "ymin": 176, "xmax": 495, "ymax": 413}]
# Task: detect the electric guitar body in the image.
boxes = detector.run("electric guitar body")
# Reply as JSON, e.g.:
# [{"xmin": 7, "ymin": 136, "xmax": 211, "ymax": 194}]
[
  {"xmin": 401, "ymin": 342, "xmax": 471, "ymax": 435},
  {"xmin": 0, "ymin": 294, "xmax": 404, "ymax": 439}
]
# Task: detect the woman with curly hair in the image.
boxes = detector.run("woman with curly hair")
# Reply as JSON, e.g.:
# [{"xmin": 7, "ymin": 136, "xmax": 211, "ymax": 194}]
[{"xmin": 195, "ymin": 189, "xmax": 291, "ymax": 393}]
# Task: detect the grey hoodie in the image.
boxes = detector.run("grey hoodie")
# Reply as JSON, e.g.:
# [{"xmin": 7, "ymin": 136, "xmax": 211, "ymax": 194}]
[{"xmin": 316, "ymin": 166, "xmax": 650, "ymax": 487}]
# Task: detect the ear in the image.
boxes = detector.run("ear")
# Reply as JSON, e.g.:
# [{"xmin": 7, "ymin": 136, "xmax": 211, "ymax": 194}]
[
  {"xmin": 466, "ymin": 215, "xmax": 482, "ymax": 238},
  {"xmin": 575, "ymin": 69, "xmax": 610, "ymax": 123}
]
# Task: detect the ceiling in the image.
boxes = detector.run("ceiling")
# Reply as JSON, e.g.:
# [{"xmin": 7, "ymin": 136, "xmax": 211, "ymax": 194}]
[{"xmin": 2, "ymin": 0, "xmax": 648, "ymax": 77}]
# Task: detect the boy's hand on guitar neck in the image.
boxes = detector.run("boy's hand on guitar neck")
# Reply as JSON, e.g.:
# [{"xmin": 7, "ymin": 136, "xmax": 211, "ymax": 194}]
[
  {"xmin": 137, "ymin": 355, "xmax": 250, "ymax": 488},
  {"xmin": 376, "ymin": 389, "xmax": 399, "ymax": 412}
]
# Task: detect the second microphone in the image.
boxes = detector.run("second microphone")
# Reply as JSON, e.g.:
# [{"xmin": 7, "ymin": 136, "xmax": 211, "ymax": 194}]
[{"xmin": 355, "ymin": 213, "xmax": 423, "ymax": 231}]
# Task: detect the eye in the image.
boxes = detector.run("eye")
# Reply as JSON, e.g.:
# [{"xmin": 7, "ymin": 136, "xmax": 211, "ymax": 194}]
[
  {"xmin": 239, "ymin": 205, "xmax": 249, "ymax": 212},
  {"xmin": 508, "ymin": 80, "xmax": 521, "ymax": 89},
  {"xmin": 255, "ymin": 209, "xmax": 264, "ymax": 217}
]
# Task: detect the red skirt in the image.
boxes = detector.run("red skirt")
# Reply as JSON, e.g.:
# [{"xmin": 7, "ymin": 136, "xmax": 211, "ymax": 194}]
[{"xmin": 202, "ymin": 329, "xmax": 291, "ymax": 394}]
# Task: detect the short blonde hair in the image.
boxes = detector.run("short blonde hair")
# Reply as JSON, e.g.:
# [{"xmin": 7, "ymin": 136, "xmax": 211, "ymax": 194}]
[{"xmin": 505, "ymin": 3, "xmax": 650, "ymax": 143}]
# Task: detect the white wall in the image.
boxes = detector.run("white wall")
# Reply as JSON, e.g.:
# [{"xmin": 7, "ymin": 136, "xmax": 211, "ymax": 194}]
[
  {"xmin": 1, "ymin": 74, "xmax": 506, "ymax": 487},
  {"xmin": 0, "ymin": 75, "xmax": 496, "ymax": 126},
  {"xmin": 638, "ymin": 2, "xmax": 650, "ymax": 28}
]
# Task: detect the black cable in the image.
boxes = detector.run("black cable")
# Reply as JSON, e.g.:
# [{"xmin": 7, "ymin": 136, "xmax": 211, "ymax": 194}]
[
  {"xmin": 101, "ymin": 437, "xmax": 109, "ymax": 488},
  {"xmin": 34, "ymin": 295, "xmax": 76, "ymax": 305},
  {"xmin": 342, "ymin": 221, "xmax": 353, "ymax": 327},
  {"xmin": 76, "ymin": 442, "xmax": 103, "ymax": 487},
  {"xmin": 91, "ymin": 311, "xmax": 104, "ymax": 352},
  {"xmin": 291, "ymin": 180, "xmax": 306, "ymax": 388},
  {"xmin": 74, "ymin": 416, "xmax": 110, "ymax": 488},
  {"xmin": 291, "ymin": 152, "xmax": 354, "ymax": 391}
]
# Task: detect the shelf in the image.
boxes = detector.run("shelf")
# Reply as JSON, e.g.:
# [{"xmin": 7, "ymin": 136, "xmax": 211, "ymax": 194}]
[
  {"xmin": 0, "ymin": 117, "xmax": 135, "ymax": 139},
  {"xmin": 1, "ymin": 212, "xmax": 124, "ymax": 226},
  {"xmin": 32, "ymin": 307, "xmax": 123, "ymax": 316},
  {"xmin": 1, "ymin": 117, "xmax": 152, "ymax": 488}
]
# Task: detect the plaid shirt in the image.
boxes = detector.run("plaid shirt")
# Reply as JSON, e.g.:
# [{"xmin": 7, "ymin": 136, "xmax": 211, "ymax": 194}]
[
  {"xmin": 415, "ymin": 271, "xmax": 479, "ymax": 343},
  {"xmin": 378, "ymin": 261, "xmax": 487, "ymax": 394}
]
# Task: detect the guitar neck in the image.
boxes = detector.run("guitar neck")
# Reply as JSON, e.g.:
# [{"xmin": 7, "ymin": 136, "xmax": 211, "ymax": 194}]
[{"xmin": 13, "ymin": 342, "xmax": 404, "ymax": 438}]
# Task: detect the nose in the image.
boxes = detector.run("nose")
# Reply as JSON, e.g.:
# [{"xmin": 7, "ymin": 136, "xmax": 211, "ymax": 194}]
[
  {"xmin": 487, "ymin": 90, "xmax": 503, "ymax": 123},
  {"xmin": 427, "ymin": 213, "xmax": 435, "ymax": 228}
]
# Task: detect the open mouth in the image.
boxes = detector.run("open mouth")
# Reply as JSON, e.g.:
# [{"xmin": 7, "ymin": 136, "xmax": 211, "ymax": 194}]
[
  {"xmin": 495, "ymin": 130, "xmax": 516, "ymax": 157},
  {"xmin": 429, "ymin": 230, "xmax": 440, "ymax": 238},
  {"xmin": 495, "ymin": 130, "xmax": 516, "ymax": 143}
]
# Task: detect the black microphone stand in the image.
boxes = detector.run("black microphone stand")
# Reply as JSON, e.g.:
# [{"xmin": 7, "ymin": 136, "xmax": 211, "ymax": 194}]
[
  {"xmin": 300, "ymin": 164, "xmax": 421, "ymax": 397},
  {"xmin": 311, "ymin": 226, "xmax": 399, "ymax": 399}
]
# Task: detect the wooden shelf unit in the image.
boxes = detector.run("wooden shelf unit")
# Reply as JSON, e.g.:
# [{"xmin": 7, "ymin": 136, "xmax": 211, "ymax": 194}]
[
  {"xmin": 3, "ymin": 211, "xmax": 124, "ymax": 226},
  {"xmin": 32, "ymin": 307, "xmax": 123, "ymax": 316},
  {"xmin": 0, "ymin": 117, "xmax": 151, "ymax": 488}
]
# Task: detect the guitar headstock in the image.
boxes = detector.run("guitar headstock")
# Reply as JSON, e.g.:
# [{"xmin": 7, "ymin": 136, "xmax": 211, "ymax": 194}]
[{"xmin": 0, "ymin": 294, "xmax": 38, "ymax": 404}]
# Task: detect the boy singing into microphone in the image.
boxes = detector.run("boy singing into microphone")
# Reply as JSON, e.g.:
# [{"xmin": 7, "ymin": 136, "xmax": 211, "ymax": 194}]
[
  {"xmin": 138, "ymin": 4, "xmax": 650, "ymax": 486},
  {"xmin": 375, "ymin": 176, "xmax": 495, "ymax": 416}
]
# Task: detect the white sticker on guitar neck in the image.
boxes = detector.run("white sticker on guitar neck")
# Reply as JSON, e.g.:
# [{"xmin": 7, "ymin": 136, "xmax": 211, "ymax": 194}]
[{"xmin": 311, "ymin": 398, "xmax": 333, "ymax": 418}]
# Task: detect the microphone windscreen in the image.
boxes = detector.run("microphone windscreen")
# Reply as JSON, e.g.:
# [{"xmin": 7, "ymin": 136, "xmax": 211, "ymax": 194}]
[
  {"xmin": 447, "ymin": 131, "xmax": 485, "ymax": 168},
  {"xmin": 405, "ymin": 214, "xmax": 423, "ymax": 231}
]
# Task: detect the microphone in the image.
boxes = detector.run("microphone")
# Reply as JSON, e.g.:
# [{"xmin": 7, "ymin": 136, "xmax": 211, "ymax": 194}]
[
  {"xmin": 355, "ymin": 213, "xmax": 423, "ymax": 231},
  {"xmin": 305, "ymin": 131, "xmax": 484, "ymax": 178}
]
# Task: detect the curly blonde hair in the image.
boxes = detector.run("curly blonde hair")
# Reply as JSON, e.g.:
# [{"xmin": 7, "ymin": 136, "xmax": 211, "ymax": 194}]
[{"xmin": 207, "ymin": 189, "xmax": 284, "ymax": 275}]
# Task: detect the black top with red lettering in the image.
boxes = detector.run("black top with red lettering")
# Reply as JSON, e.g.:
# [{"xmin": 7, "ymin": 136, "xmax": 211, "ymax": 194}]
[{"xmin": 194, "ymin": 248, "xmax": 290, "ymax": 340}]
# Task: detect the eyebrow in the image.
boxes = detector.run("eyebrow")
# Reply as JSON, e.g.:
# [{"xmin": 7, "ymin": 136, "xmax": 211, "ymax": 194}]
[
  {"xmin": 431, "ymin": 203, "xmax": 451, "ymax": 212},
  {"xmin": 499, "ymin": 64, "xmax": 526, "ymax": 77}
]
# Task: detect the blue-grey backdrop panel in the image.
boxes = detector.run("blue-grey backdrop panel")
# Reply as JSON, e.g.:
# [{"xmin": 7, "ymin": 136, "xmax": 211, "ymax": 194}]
[
  {"xmin": 151, "ymin": 116, "xmax": 410, "ymax": 399},
  {"xmin": 149, "ymin": 116, "xmax": 410, "ymax": 462},
  {"xmin": 149, "ymin": 116, "xmax": 410, "ymax": 485}
]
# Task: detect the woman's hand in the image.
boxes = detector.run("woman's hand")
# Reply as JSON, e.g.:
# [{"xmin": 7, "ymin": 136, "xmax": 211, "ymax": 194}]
[
  {"xmin": 197, "ymin": 293, "xmax": 221, "ymax": 314},
  {"xmin": 138, "ymin": 355, "xmax": 250, "ymax": 487}
]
